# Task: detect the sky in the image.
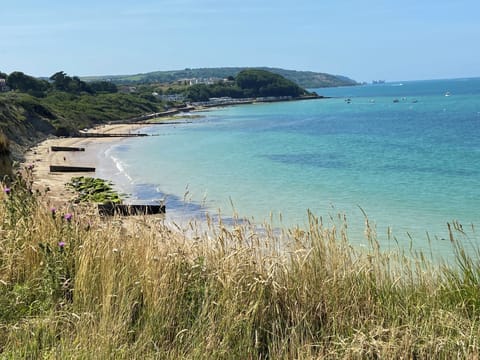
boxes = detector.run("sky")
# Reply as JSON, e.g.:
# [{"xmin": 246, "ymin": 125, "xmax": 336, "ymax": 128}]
[{"xmin": 1, "ymin": 0, "xmax": 479, "ymax": 82}]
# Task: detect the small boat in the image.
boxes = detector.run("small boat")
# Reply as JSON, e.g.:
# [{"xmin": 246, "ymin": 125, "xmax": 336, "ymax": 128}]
[
  {"xmin": 393, "ymin": 99, "xmax": 400, "ymax": 103},
  {"xmin": 445, "ymin": 92, "xmax": 451, "ymax": 97}
]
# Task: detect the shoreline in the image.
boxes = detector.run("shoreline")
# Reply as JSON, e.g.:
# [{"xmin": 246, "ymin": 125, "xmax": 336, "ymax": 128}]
[
  {"xmin": 21, "ymin": 94, "xmax": 328, "ymax": 198},
  {"xmin": 23, "ymin": 123, "xmax": 152, "ymax": 208},
  {"xmin": 22, "ymin": 118, "xmax": 260, "ymax": 231},
  {"xmin": 23, "ymin": 120, "xmax": 215, "ymax": 229}
]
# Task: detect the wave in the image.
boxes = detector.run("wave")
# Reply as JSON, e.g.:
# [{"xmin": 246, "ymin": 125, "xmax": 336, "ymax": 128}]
[{"xmin": 110, "ymin": 154, "xmax": 134, "ymax": 183}]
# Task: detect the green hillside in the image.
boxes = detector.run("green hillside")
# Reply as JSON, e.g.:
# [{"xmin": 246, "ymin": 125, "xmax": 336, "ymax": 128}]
[
  {"xmin": 184, "ymin": 69, "xmax": 311, "ymax": 101},
  {"xmin": 83, "ymin": 67, "xmax": 358, "ymax": 88},
  {"xmin": 0, "ymin": 71, "xmax": 166, "ymax": 159}
]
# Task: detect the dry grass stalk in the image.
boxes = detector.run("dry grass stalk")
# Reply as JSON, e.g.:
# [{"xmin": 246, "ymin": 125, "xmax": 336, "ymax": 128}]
[{"xmin": 1, "ymin": 174, "xmax": 480, "ymax": 358}]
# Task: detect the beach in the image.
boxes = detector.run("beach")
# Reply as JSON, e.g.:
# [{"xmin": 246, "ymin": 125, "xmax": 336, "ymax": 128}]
[{"xmin": 23, "ymin": 124, "xmax": 149, "ymax": 208}]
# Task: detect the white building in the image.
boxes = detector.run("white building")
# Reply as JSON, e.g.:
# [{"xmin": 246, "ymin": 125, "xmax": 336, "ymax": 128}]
[
  {"xmin": 154, "ymin": 93, "xmax": 185, "ymax": 102},
  {"xmin": 0, "ymin": 79, "xmax": 9, "ymax": 92}
]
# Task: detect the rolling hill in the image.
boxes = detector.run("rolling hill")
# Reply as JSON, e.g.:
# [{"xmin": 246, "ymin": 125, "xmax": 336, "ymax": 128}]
[{"xmin": 83, "ymin": 67, "xmax": 357, "ymax": 88}]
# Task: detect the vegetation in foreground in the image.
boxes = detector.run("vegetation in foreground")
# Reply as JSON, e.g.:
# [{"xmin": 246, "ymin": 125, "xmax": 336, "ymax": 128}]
[
  {"xmin": 1, "ymin": 170, "xmax": 480, "ymax": 358},
  {"xmin": 67, "ymin": 176, "xmax": 123, "ymax": 204}
]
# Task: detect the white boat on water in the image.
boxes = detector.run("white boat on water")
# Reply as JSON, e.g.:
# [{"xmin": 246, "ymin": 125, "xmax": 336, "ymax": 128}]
[{"xmin": 445, "ymin": 91, "xmax": 451, "ymax": 97}]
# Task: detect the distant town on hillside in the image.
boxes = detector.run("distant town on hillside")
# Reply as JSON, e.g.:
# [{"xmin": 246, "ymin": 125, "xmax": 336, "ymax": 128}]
[{"xmin": 81, "ymin": 67, "xmax": 358, "ymax": 89}]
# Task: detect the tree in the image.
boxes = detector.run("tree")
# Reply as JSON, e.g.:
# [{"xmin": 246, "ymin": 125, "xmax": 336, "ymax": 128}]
[
  {"xmin": 89, "ymin": 81, "xmax": 118, "ymax": 93},
  {"xmin": 185, "ymin": 84, "xmax": 211, "ymax": 102},
  {"xmin": 6, "ymin": 71, "xmax": 49, "ymax": 93},
  {"xmin": 236, "ymin": 69, "xmax": 305, "ymax": 97},
  {"xmin": 50, "ymin": 71, "xmax": 93, "ymax": 94},
  {"xmin": 50, "ymin": 71, "xmax": 69, "ymax": 91}
]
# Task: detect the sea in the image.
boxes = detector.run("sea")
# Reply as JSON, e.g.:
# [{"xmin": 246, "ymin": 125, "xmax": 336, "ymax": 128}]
[{"xmin": 96, "ymin": 77, "xmax": 480, "ymax": 257}]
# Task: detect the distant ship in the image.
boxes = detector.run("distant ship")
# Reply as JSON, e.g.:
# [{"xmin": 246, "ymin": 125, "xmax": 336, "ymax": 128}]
[
  {"xmin": 372, "ymin": 80, "xmax": 386, "ymax": 84},
  {"xmin": 445, "ymin": 91, "xmax": 451, "ymax": 97}
]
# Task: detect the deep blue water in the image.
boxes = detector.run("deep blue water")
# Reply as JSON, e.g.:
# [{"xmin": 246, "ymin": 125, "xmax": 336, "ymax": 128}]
[{"xmin": 99, "ymin": 78, "xmax": 480, "ymax": 256}]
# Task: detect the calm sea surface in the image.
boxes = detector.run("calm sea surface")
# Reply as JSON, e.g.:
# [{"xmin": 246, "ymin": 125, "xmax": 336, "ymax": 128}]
[{"xmin": 98, "ymin": 78, "xmax": 480, "ymax": 254}]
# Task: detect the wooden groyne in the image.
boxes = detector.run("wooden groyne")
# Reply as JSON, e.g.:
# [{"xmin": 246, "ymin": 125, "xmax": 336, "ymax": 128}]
[
  {"xmin": 50, "ymin": 165, "xmax": 95, "ymax": 173},
  {"xmin": 75, "ymin": 133, "xmax": 149, "ymax": 138},
  {"xmin": 98, "ymin": 203, "xmax": 166, "ymax": 216},
  {"xmin": 51, "ymin": 146, "xmax": 85, "ymax": 152}
]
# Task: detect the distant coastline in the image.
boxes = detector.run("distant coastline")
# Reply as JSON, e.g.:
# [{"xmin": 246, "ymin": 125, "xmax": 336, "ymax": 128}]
[{"xmin": 81, "ymin": 66, "xmax": 358, "ymax": 89}]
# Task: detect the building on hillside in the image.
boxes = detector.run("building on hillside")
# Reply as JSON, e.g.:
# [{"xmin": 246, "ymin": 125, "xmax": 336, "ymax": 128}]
[
  {"xmin": 118, "ymin": 86, "xmax": 137, "ymax": 94},
  {"xmin": 175, "ymin": 78, "xmax": 221, "ymax": 86},
  {"xmin": 0, "ymin": 79, "xmax": 10, "ymax": 92},
  {"xmin": 153, "ymin": 93, "xmax": 185, "ymax": 102}
]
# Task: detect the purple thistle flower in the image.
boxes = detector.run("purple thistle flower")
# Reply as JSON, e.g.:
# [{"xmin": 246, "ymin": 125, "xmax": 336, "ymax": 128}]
[
  {"xmin": 64, "ymin": 213, "xmax": 73, "ymax": 222},
  {"xmin": 58, "ymin": 241, "xmax": 66, "ymax": 247},
  {"xmin": 4, "ymin": 187, "xmax": 11, "ymax": 195}
]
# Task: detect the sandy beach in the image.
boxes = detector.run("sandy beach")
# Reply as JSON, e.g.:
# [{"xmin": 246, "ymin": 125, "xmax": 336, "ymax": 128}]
[{"xmin": 24, "ymin": 124, "xmax": 150, "ymax": 208}]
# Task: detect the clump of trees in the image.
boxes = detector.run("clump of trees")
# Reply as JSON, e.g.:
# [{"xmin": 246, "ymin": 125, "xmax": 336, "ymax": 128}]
[
  {"xmin": 184, "ymin": 69, "xmax": 310, "ymax": 101},
  {"xmin": 236, "ymin": 69, "xmax": 306, "ymax": 97},
  {"xmin": 4, "ymin": 72, "xmax": 50, "ymax": 95},
  {"xmin": 49, "ymin": 71, "xmax": 118, "ymax": 94},
  {"xmin": 1, "ymin": 70, "xmax": 118, "ymax": 96}
]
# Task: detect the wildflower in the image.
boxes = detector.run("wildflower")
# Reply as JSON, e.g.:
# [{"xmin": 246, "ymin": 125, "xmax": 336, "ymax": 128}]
[
  {"xmin": 64, "ymin": 213, "xmax": 73, "ymax": 222},
  {"xmin": 58, "ymin": 241, "xmax": 66, "ymax": 247},
  {"xmin": 26, "ymin": 164, "xmax": 34, "ymax": 170},
  {"xmin": 51, "ymin": 207, "xmax": 57, "ymax": 217},
  {"xmin": 4, "ymin": 187, "xmax": 11, "ymax": 195}
]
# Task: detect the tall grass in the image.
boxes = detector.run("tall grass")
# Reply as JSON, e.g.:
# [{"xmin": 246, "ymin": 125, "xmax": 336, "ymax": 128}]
[{"xmin": 1, "ymin": 172, "xmax": 480, "ymax": 358}]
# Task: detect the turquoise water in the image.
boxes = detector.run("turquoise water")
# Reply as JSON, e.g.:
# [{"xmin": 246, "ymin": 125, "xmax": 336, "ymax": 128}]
[{"xmin": 100, "ymin": 78, "xmax": 480, "ymax": 254}]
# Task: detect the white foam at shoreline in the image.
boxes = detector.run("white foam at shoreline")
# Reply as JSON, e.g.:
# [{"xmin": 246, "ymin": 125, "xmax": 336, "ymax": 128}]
[
  {"xmin": 109, "ymin": 154, "xmax": 134, "ymax": 183},
  {"xmin": 89, "ymin": 141, "xmax": 137, "ymax": 199}
]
